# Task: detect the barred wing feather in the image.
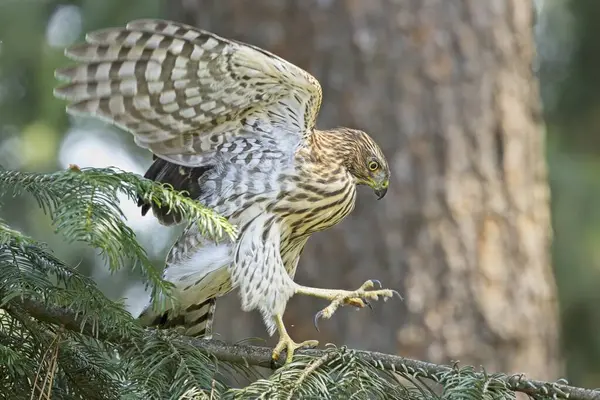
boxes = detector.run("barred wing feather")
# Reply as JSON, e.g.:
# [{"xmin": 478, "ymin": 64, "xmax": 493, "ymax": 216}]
[{"xmin": 54, "ymin": 19, "xmax": 323, "ymax": 166}]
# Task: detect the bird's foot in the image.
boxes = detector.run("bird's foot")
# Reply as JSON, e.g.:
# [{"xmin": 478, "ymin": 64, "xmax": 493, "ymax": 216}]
[
  {"xmin": 272, "ymin": 332, "xmax": 319, "ymax": 364},
  {"xmin": 313, "ymin": 280, "xmax": 400, "ymax": 330}
]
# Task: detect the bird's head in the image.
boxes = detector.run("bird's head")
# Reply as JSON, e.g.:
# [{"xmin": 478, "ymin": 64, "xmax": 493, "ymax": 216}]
[{"xmin": 341, "ymin": 129, "xmax": 390, "ymax": 200}]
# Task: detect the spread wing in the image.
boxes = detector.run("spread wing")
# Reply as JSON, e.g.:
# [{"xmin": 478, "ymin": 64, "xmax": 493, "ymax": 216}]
[{"xmin": 54, "ymin": 19, "xmax": 323, "ymax": 167}]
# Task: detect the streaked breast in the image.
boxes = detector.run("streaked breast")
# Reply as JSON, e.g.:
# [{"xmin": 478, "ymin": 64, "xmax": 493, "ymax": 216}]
[{"xmin": 275, "ymin": 170, "xmax": 357, "ymax": 238}]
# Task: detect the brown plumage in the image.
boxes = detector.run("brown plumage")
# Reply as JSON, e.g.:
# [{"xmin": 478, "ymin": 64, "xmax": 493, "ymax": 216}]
[{"xmin": 54, "ymin": 19, "xmax": 396, "ymax": 363}]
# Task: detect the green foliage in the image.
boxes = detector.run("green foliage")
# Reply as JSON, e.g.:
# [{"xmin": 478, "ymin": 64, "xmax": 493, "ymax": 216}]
[
  {"xmin": 228, "ymin": 349, "xmax": 423, "ymax": 400},
  {"xmin": 0, "ymin": 222, "xmax": 131, "ymax": 399},
  {"xmin": 0, "ymin": 166, "xmax": 240, "ymax": 398},
  {"xmin": 0, "ymin": 166, "xmax": 566, "ymax": 399},
  {"xmin": 0, "ymin": 166, "xmax": 236, "ymax": 310},
  {"xmin": 0, "ymin": 219, "xmax": 140, "ymax": 339}
]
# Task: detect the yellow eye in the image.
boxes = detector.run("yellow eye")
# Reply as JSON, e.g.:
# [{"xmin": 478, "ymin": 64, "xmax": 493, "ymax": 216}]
[{"xmin": 368, "ymin": 161, "xmax": 379, "ymax": 171}]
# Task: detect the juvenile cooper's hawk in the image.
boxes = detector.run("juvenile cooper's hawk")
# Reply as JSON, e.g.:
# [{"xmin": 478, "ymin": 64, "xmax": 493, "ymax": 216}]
[{"xmin": 55, "ymin": 19, "xmax": 396, "ymax": 362}]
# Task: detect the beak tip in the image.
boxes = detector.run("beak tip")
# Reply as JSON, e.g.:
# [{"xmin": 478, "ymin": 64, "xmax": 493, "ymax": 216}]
[{"xmin": 375, "ymin": 188, "xmax": 388, "ymax": 200}]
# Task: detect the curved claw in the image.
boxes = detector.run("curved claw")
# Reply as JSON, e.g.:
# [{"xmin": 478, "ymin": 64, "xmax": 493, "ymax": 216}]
[
  {"xmin": 392, "ymin": 290, "xmax": 403, "ymax": 300},
  {"xmin": 313, "ymin": 310, "xmax": 324, "ymax": 332},
  {"xmin": 370, "ymin": 279, "xmax": 382, "ymax": 288},
  {"xmin": 365, "ymin": 300, "xmax": 373, "ymax": 310}
]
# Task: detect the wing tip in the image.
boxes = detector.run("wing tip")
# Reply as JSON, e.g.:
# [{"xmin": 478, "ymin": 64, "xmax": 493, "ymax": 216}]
[
  {"xmin": 85, "ymin": 28, "xmax": 124, "ymax": 45},
  {"xmin": 53, "ymin": 85, "xmax": 69, "ymax": 100},
  {"xmin": 54, "ymin": 64, "xmax": 88, "ymax": 83},
  {"xmin": 54, "ymin": 66, "xmax": 74, "ymax": 82},
  {"xmin": 125, "ymin": 19, "xmax": 165, "ymax": 30},
  {"xmin": 63, "ymin": 43, "xmax": 96, "ymax": 61},
  {"xmin": 53, "ymin": 83, "xmax": 91, "ymax": 102},
  {"xmin": 62, "ymin": 99, "xmax": 105, "ymax": 118},
  {"xmin": 64, "ymin": 102, "xmax": 87, "ymax": 116}
]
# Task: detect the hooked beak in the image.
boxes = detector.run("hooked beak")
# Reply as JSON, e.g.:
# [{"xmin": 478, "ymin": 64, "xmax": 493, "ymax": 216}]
[{"xmin": 374, "ymin": 186, "xmax": 388, "ymax": 200}]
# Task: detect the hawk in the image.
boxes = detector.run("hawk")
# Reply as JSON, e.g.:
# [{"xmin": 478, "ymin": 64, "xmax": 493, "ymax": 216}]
[{"xmin": 54, "ymin": 19, "xmax": 396, "ymax": 363}]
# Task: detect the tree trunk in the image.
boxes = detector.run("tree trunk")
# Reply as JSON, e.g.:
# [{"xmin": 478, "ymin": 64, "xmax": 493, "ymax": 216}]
[{"xmin": 167, "ymin": 0, "xmax": 561, "ymax": 379}]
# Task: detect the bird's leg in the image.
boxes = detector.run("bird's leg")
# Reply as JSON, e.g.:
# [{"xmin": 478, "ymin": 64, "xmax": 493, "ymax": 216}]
[
  {"xmin": 272, "ymin": 314, "xmax": 319, "ymax": 364},
  {"xmin": 294, "ymin": 280, "xmax": 400, "ymax": 327}
]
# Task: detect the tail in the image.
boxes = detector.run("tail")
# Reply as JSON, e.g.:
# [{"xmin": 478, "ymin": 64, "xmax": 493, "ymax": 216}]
[{"xmin": 138, "ymin": 297, "xmax": 217, "ymax": 338}]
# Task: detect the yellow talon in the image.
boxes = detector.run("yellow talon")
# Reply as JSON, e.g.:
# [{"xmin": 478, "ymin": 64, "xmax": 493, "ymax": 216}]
[
  {"xmin": 272, "ymin": 315, "xmax": 318, "ymax": 364},
  {"xmin": 344, "ymin": 297, "xmax": 368, "ymax": 308},
  {"xmin": 299, "ymin": 279, "xmax": 399, "ymax": 331},
  {"xmin": 272, "ymin": 337, "xmax": 319, "ymax": 364}
]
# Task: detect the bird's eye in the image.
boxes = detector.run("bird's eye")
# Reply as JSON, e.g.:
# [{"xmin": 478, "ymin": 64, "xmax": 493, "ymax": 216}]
[{"xmin": 368, "ymin": 161, "xmax": 379, "ymax": 171}]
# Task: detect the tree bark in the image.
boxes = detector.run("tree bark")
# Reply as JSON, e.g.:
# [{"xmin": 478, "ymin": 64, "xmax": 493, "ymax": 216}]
[{"xmin": 167, "ymin": 0, "xmax": 561, "ymax": 379}]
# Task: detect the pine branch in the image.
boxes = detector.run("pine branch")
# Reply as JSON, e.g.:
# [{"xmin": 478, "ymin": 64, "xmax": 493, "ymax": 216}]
[
  {"xmin": 11, "ymin": 297, "xmax": 600, "ymax": 400},
  {"xmin": 0, "ymin": 166, "xmax": 237, "ymax": 311}
]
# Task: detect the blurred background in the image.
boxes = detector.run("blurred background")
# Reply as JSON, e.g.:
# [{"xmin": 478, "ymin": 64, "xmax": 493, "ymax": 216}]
[{"xmin": 1, "ymin": 0, "xmax": 598, "ymax": 389}]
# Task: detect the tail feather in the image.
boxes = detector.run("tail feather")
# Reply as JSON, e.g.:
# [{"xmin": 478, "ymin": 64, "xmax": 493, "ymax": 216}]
[{"xmin": 138, "ymin": 297, "xmax": 217, "ymax": 338}]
